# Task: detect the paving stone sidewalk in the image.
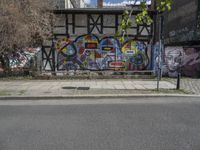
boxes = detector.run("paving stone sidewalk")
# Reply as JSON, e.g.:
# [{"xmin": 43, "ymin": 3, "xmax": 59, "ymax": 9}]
[
  {"xmin": 0, "ymin": 79, "xmax": 177, "ymax": 97},
  {"xmin": 166, "ymin": 78, "xmax": 200, "ymax": 95}
]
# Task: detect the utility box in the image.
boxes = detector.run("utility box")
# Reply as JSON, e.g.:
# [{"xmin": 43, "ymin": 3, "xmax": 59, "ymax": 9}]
[{"xmin": 164, "ymin": 0, "xmax": 200, "ymax": 45}]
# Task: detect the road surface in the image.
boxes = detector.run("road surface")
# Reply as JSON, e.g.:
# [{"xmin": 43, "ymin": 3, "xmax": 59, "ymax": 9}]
[{"xmin": 0, "ymin": 97, "xmax": 200, "ymax": 150}]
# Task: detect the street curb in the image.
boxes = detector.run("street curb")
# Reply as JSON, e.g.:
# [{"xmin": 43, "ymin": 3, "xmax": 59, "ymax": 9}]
[{"xmin": 0, "ymin": 94, "xmax": 199, "ymax": 100}]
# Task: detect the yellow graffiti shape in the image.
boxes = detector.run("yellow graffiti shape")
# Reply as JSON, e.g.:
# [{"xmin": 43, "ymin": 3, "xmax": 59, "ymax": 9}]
[
  {"xmin": 122, "ymin": 40, "xmax": 138, "ymax": 55},
  {"xmin": 55, "ymin": 37, "xmax": 71, "ymax": 52}
]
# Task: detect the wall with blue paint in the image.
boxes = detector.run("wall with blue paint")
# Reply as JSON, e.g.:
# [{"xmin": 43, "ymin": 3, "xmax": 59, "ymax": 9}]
[
  {"xmin": 162, "ymin": 46, "xmax": 200, "ymax": 77},
  {"xmin": 55, "ymin": 34, "xmax": 151, "ymax": 71}
]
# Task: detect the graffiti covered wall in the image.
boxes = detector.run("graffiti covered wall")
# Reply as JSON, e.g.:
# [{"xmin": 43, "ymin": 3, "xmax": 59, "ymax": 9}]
[
  {"xmin": 55, "ymin": 34, "xmax": 150, "ymax": 71},
  {"xmin": 164, "ymin": 0, "xmax": 199, "ymax": 44},
  {"xmin": 163, "ymin": 46, "xmax": 200, "ymax": 77},
  {"xmin": 0, "ymin": 48, "xmax": 41, "ymax": 73}
]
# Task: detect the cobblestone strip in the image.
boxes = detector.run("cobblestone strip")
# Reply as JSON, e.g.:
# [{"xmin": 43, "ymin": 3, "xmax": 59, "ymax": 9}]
[{"xmin": 166, "ymin": 78, "xmax": 200, "ymax": 95}]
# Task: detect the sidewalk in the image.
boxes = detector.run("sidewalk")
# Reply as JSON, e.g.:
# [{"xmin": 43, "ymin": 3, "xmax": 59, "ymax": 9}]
[
  {"xmin": 166, "ymin": 78, "xmax": 200, "ymax": 95},
  {"xmin": 0, "ymin": 79, "xmax": 186, "ymax": 99}
]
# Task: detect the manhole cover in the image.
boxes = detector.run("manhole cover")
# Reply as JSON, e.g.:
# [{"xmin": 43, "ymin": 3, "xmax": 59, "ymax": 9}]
[
  {"xmin": 62, "ymin": 87, "xmax": 77, "ymax": 89},
  {"xmin": 77, "ymin": 87, "xmax": 90, "ymax": 90}
]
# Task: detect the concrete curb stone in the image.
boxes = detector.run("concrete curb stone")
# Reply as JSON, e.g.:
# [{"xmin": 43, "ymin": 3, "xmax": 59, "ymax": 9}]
[{"xmin": 0, "ymin": 94, "xmax": 199, "ymax": 101}]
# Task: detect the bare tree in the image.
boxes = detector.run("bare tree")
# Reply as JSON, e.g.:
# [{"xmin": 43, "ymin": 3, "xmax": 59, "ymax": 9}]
[
  {"xmin": 0, "ymin": 0, "xmax": 54, "ymax": 71},
  {"xmin": 0, "ymin": 0, "xmax": 53, "ymax": 54}
]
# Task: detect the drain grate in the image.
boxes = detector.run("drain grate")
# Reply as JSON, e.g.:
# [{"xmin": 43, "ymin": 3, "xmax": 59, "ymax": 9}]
[
  {"xmin": 77, "ymin": 87, "xmax": 90, "ymax": 90},
  {"xmin": 62, "ymin": 86, "xmax": 90, "ymax": 90},
  {"xmin": 62, "ymin": 87, "xmax": 77, "ymax": 90}
]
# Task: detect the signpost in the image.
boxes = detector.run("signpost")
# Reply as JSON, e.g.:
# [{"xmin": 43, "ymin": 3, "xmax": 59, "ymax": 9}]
[{"xmin": 157, "ymin": 15, "xmax": 164, "ymax": 91}]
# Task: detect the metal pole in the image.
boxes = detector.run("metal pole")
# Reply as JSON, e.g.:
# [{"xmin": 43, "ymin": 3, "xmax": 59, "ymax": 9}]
[
  {"xmin": 160, "ymin": 15, "xmax": 164, "ymax": 80},
  {"xmin": 157, "ymin": 40, "xmax": 161, "ymax": 91},
  {"xmin": 176, "ymin": 53, "xmax": 182, "ymax": 90},
  {"xmin": 157, "ymin": 15, "xmax": 164, "ymax": 91},
  {"xmin": 156, "ymin": 67, "xmax": 160, "ymax": 90},
  {"xmin": 176, "ymin": 72, "xmax": 181, "ymax": 90}
]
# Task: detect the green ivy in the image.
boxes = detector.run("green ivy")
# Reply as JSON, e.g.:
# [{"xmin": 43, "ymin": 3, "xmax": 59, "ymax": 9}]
[
  {"xmin": 116, "ymin": 0, "xmax": 172, "ymax": 43},
  {"xmin": 156, "ymin": 0, "xmax": 172, "ymax": 12}
]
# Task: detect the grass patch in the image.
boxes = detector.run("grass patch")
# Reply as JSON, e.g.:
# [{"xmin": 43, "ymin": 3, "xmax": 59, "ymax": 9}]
[
  {"xmin": 151, "ymin": 88, "xmax": 192, "ymax": 94},
  {"xmin": 0, "ymin": 91, "xmax": 11, "ymax": 96},
  {"xmin": 86, "ymin": 88, "xmax": 190, "ymax": 95},
  {"xmin": 18, "ymin": 90, "xmax": 26, "ymax": 95}
]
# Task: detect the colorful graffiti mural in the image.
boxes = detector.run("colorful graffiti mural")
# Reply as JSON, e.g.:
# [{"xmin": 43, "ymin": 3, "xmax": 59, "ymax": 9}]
[
  {"xmin": 75, "ymin": 34, "xmax": 100, "ymax": 70},
  {"xmin": 99, "ymin": 37, "xmax": 121, "ymax": 70},
  {"xmin": 152, "ymin": 43, "xmax": 160, "ymax": 72},
  {"xmin": 6, "ymin": 48, "xmax": 41, "ymax": 71},
  {"xmin": 163, "ymin": 47, "xmax": 200, "ymax": 77},
  {"xmin": 121, "ymin": 40, "xmax": 149, "ymax": 70},
  {"xmin": 56, "ymin": 37, "xmax": 82, "ymax": 70},
  {"xmin": 55, "ymin": 34, "xmax": 150, "ymax": 71}
]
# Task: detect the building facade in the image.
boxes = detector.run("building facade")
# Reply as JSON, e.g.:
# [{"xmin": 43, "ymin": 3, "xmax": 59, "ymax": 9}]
[
  {"xmin": 42, "ymin": 8, "xmax": 155, "ymax": 72},
  {"xmin": 161, "ymin": 0, "xmax": 200, "ymax": 77},
  {"xmin": 50, "ymin": 0, "xmax": 88, "ymax": 9},
  {"xmin": 50, "ymin": 0, "xmax": 65, "ymax": 9},
  {"xmin": 65, "ymin": 0, "xmax": 88, "ymax": 8},
  {"xmin": 65, "ymin": 0, "xmax": 74, "ymax": 8}
]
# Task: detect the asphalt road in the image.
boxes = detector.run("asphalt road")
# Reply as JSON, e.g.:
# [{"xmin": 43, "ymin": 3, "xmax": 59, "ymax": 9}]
[{"xmin": 0, "ymin": 97, "xmax": 200, "ymax": 150}]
